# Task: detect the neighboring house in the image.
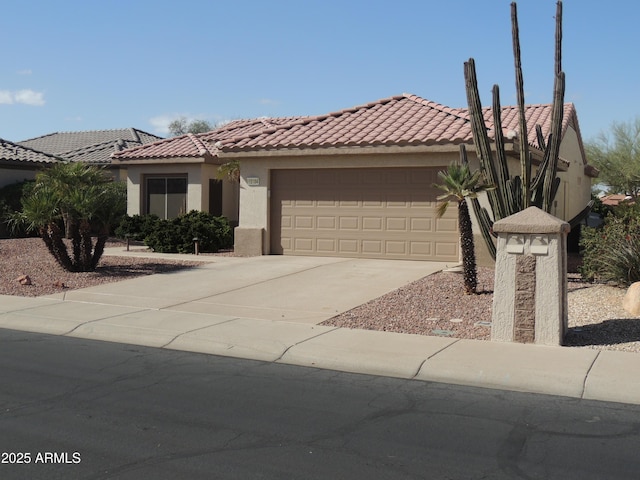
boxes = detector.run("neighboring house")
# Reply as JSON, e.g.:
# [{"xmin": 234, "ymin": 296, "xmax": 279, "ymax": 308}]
[
  {"xmin": 19, "ymin": 128, "xmax": 162, "ymax": 180},
  {"xmin": 0, "ymin": 138, "xmax": 60, "ymax": 188},
  {"xmin": 600, "ymin": 194, "xmax": 635, "ymax": 207},
  {"xmin": 113, "ymin": 94, "xmax": 597, "ymax": 265}
]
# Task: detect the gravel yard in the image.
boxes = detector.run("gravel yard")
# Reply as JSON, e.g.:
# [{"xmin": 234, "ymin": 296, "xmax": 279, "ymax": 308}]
[
  {"xmin": 1, "ymin": 237, "xmax": 638, "ymax": 353},
  {"xmin": 0, "ymin": 237, "xmax": 203, "ymax": 297},
  {"xmin": 324, "ymin": 262, "xmax": 640, "ymax": 353}
]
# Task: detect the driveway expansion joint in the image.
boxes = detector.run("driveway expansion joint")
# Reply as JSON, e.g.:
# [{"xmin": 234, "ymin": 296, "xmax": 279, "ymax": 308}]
[
  {"xmin": 412, "ymin": 339, "xmax": 460, "ymax": 379},
  {"xmin": 61, "ymin": 308, "xmax": 151, "ymax": 336},
  {"xmin": 160, "ymin": 317, "xmax": 240, "ymax": 349},
  {"xmin": 273, "ymin": 326, "xmax": 342, "ymax": 363},
  {"xmin": 580, "ymin": 350, "xmax": 601, "ymax": 399}
]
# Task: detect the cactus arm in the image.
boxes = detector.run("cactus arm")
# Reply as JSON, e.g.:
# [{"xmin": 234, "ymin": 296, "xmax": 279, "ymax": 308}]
[
  {"xmin": 511, "ymin": 2, "xmax": 531, "ymax": 208},
  {"xmin": 464, "ymin": 61, "xmax": 508, "ymax": 221},
  {"xmin": 542, "ymin": 2, "xmax": 565, "ymax": 212}
]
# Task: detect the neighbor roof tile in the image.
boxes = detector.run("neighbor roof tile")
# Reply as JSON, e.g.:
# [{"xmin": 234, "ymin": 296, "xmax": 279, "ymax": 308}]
[
  {"xmin": 0, "ymin": 138, "xmax": 60, "ymax": 166},
  {"xmin": 19, "ymin": 128, "xmax": 163, "ymax": 164}
]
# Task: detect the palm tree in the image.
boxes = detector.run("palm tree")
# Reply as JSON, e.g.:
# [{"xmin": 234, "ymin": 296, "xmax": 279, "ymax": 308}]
[
  {"xmin": 435, "ymin": 162, "xmax": 493, "ymax": 294},
  {"xmin": 217, "ymin": 159, "xmax": 240, "ymax": 182},
  {"xmin": 10, "ymin": 162, "xmax": 126, "ymax": 272}
]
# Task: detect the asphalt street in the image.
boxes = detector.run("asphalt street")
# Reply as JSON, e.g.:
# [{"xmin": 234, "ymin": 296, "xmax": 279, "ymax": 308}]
[{"xmin": 1, "ymin": 328, "xmax": 640, "ymax": 480}]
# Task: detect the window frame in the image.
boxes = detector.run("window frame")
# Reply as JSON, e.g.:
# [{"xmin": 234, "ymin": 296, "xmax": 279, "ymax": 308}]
[{"xmin": 144, "ymin": 174, "xmax": 188, "ymax": 219}]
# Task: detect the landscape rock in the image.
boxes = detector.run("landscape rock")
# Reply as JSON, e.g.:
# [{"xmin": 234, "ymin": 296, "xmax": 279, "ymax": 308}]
[
  {"xmin": 16, "ymin": 274, "xmax": 32, "ymax": 286},
  {"xmin": 623, "ymin": 282, "xmax": 640, "ymax": 316}
]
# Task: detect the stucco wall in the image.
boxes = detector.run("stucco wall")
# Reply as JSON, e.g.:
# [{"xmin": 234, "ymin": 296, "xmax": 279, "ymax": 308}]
[
  {"xmin": 557, "ymin": 125, "xmax": 591, "ymax": 221},
  {"xmin": 0, "ymin": 168, "xmax": 37, "ymax": 189},
  {"xmin": 124, "ymin": 162, "xmax": 239, "ymax": 223}
]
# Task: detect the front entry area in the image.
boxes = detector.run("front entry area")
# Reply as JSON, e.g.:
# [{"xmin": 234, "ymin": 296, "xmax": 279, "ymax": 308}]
[{"xmin": 269, "ymin": 167, "xmax": 459, "ymax": 262}]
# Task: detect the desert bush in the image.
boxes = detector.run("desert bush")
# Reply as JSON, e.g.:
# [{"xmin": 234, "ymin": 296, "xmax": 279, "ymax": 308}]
[
  {"xmin": 115, "ymin": 214, "xmax": 160, "ymax": 242},
  {"xmin": 0, "ymin": 180, "xmax": 36, "ymax": 237},
  {"xmin": 118, "ymin": 211, "xmax": 233, "ymax": 254},
  {"xmin": 580, "ymin": 203, "xmax": 640, "ymax": 286}
]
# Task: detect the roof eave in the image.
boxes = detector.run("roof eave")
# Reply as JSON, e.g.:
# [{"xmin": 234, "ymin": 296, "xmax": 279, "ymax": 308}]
[
  {"xmin": 111, "ymin": 154, "xmax": 216, "ymax": 165},
  {"xmin": 218, "ymin": 143, "xmax": 470, "ymax": 158}
]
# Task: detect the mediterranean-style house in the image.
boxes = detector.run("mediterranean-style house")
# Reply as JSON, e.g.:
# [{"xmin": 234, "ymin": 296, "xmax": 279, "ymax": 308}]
[{"xmin": 112, "ymin": 93, "xmax": 597, "ymax": 265}]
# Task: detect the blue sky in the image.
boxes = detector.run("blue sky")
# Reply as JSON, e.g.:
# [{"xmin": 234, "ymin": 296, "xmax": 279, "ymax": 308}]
[{"xmin": 1, "ymin": 0, "xmax": 638, "ymax": 143}]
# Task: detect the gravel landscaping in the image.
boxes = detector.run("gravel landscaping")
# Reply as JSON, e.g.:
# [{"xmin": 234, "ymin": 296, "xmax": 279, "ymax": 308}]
[
  {"xmin": 323, "ymin": 260, "xmax": 640, "ymax": 353},
  {"xmin": 0, "ymin": 237, "xmax": 203, "ymax": 297},
  {"xmin": 1, "ymin": 237, "xmax": 639, "ymax": 353}
]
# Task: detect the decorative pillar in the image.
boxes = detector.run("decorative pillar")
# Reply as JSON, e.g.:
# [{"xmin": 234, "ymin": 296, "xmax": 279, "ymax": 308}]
[{"xmin": 491, "ymin": 207, "xmax": 570, "ymax": 346}]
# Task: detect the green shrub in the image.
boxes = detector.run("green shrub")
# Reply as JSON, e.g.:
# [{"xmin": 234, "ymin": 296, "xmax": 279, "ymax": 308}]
[
  {"xmin": 115, "ymin": 214, "xmax": 160, "ymax": 241},
  {"xmin": 117, "ymin": 211, "xmax": 233, "ymax": 254},
  {"xmin": 580, "ymin": 205, "xmax": 640, "ymax": 286},
  {"xmin": 0, "ymin": 180, "xmax": 36, "ymax": 238}
]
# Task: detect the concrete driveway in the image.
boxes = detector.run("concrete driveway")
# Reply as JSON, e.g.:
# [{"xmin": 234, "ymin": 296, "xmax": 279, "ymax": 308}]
[{"xmin": 49, "ymin": 254, "xmax": 449, "ymax": 325}]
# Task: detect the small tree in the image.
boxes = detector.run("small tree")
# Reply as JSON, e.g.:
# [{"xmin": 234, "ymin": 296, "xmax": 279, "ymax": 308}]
[
  {"xmin": 435, "ymin": 162, "xmax": 493, "ymax": 294},
  {"xmin": 585, "ymin": 118, "xmax": 640, "ymax": 198},
  {"xmin": 168, "ymin": 117, "xmax": 213, "ymax": 136},
  {"xmin": 10, "ymin": 162, "xmax": 126, "ymax": 272},
  {"xmin": 217, "ymin": 159, "xmax": 240, "ymax": 182}
]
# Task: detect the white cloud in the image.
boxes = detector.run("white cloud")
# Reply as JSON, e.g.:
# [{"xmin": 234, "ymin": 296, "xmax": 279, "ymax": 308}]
[
  {"xmin": 0, "ymin": 89, "xmax": 45, "ymax": 106},
  {"xmin": 259, "ymin": 98, "xmax": 279, "ymax": 106},
  {"xmin": 149, "ymin": 114, "xmax": 176, "ymax": 135},
  {"xmin": 14, "ymin": 89, "xmax": 45, "ymax": 106},
  {"xmin": 17, "ymin": 69, "xmax": 32, "ymax": 76},
  {"xmin": 0, "ymin": 91, "xmax": 13, "ymax": 104}
]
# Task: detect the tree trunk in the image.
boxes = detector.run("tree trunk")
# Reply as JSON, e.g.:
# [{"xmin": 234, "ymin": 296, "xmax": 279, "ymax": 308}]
[
  {"xmin": 42, "ymin": 223, "xmax": 75, "ymax": 272},
  {"xmin": 458, "ymin": 200, "xmax": 478, "ymax": 294}
]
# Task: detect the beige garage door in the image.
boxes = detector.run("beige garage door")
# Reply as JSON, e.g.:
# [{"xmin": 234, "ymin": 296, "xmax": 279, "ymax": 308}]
[{"xmin": 270, "ymin": 167, "xmax": 459, "ymax": 261}]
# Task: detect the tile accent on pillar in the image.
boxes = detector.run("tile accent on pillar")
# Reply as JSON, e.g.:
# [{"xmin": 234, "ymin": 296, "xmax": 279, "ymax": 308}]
[{"xmin": 514, "ymin": 254, "xmax": 536, "ymax": 343}]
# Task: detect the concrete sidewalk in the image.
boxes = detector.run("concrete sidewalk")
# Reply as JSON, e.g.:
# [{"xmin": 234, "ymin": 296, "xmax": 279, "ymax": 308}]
[{"xmin": 1, "ymin": 250, "xmax": 639, "ymax": 405}]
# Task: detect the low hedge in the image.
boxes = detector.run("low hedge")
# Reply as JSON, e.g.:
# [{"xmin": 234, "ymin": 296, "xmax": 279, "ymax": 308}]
[{"xmin": 115, "ymin": 211, "xmax": 233, "ymax": 254}]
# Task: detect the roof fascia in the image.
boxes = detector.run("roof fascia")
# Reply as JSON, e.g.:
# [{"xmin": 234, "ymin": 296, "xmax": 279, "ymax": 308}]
[
  {"xmin": 110, "ymin": 155, "xmax": 214, "ymax": 166},
  {"xmin": 219, "ymin": 143, "xmax": 467, "ymax": 159}
]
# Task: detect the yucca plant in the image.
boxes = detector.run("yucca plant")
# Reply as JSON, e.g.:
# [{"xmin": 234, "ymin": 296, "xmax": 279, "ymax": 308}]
[
  {"xmin": 435, "ymin": 162, "xmax": 494, "ymax": 294},
  {"xmin": 580, "ymin": 212, "xmax": 640, "ymax": 286}
]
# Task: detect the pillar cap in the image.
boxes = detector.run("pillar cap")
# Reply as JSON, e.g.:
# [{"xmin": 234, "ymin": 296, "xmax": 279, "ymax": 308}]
[{"xmin": 493, "ymin": 207, "xmax": 570, "ymax": 234}]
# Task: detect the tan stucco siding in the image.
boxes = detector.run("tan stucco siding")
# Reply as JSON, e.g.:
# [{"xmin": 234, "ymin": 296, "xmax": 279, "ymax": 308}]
[
  {"xmin": 557, "ymin": 126, "xmax": 591, "ymax": 221},
  {"xmin": 125, "ymin": 162, "xmax": 239, "ymax": 222},
  {"xmin": 0, "ymin": 168, "xmax": 37, "ymax": 189}
]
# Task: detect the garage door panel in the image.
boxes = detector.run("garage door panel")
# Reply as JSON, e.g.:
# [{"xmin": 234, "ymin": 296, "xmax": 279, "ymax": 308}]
[
  {"xmin": 270, "ymin": 167, "xmax": 459, "ymax": 261},
  {"xmin": 339, "ymin": 217, "xmax": 360, "ymax": 229},
  {"xmin": 386, "ymin": 217, "xmax": 407, "ymax": 231},
  {"xmin": 362, "ymin": 240, "xmax": 383, "ymax": 254},
  {"xmin": 339, "ymin": 239, "xmax": 359, "ymax": 253},
  {"xmin": 436, "ymin": 218, "xmax": 458, "ymax": 232},
  {"xmin": 411, "ymin": 217, "xmax": 432, "ymax": 232},
  {"xmin": 317, "ymin": 216, "xmax": 337, "ymax": 229},
  {"xmin": 362, "ymin": 217, "xmax": 383, "ymax": 231}
]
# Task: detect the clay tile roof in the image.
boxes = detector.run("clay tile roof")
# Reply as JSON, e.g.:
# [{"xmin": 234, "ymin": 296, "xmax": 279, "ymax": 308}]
[
  {"xmin": 112, "ymin": 132, "xmax": 214, "ymax": 160},
  {"xmin": 0, "ymin": 138, "xmax": 60, "ymax": 166},
  {"xmin": 219, "ymin": 94, "xmax": 473, "ymax": 152},
  {"xmin": 480, "ymin": 102, "xmax": 578, "ymax": 148},
  {"xmin": 111, "ymin": 94, "xmax": 583, "ymax": 160},
  {"xmin": 112, "ymin": 117, "xmax": 307, "ymax": 160},
  {"xmin": 19, "ymin": 128, "xmax": 163, "ymax": 164}
]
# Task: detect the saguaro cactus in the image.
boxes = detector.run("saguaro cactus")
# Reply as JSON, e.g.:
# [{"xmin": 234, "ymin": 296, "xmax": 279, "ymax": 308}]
[{"xmin": 463, "ymin": 1, "xmax": 572, "ymax": 260}]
